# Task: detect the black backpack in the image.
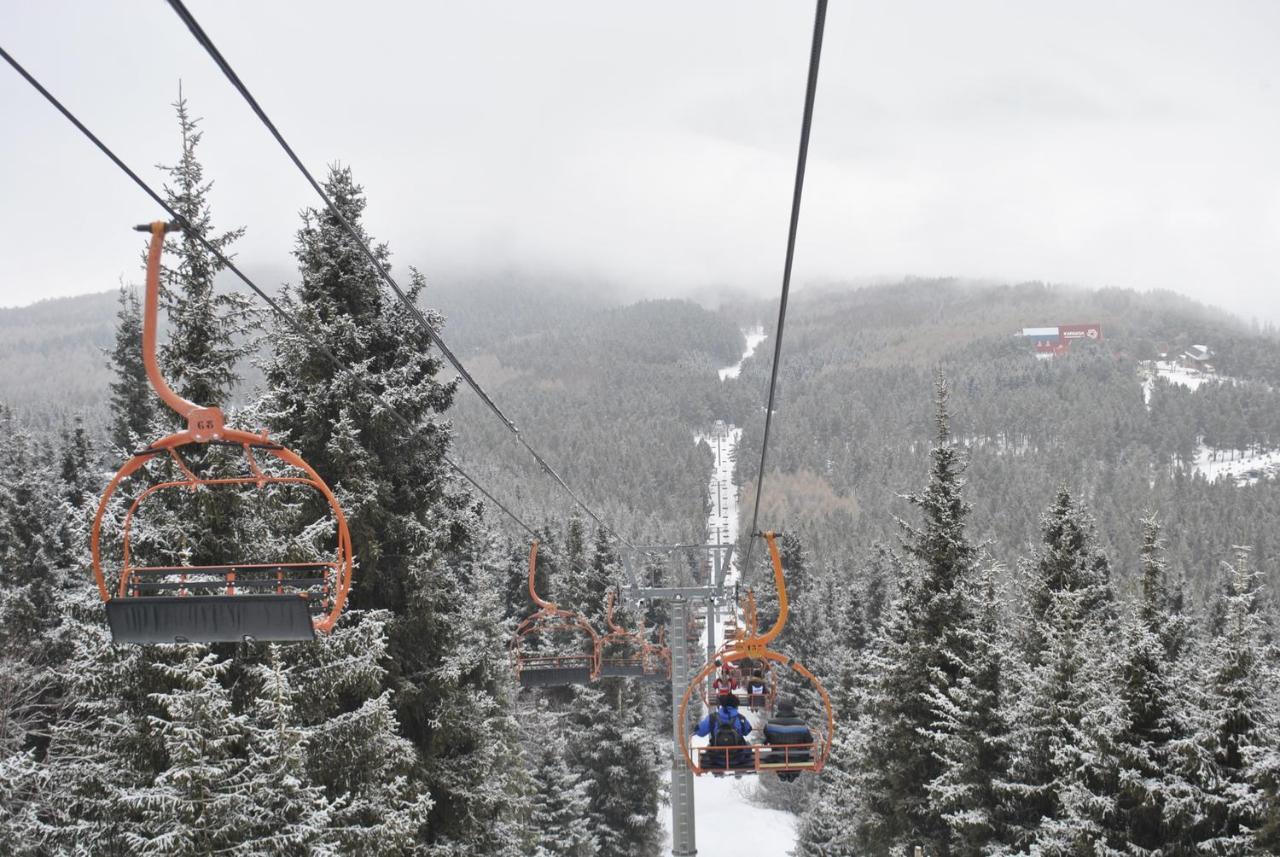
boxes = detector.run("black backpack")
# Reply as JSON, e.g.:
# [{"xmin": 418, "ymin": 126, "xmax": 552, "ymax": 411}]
[{"xmin": 712, "ymin": 710, "xmax": 744, "ymax": 747}]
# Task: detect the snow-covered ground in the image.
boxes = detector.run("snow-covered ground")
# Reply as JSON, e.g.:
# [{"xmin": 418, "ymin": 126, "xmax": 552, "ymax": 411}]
[
  {"xmin": 660, "ymin": 334, "xmax": 799, "ymax": 857},
  {"xmin": 695, "ymin": 421, "xmax": 743, "ymax": 572},
  {"xmin": 1141, "ymin": 360, "xmax": 1230, "ymax": 405},
  {"xmin": 660, "ymin": 767, "xmax": 798, "ymax": 857},
  {"xmin": 1188, "ymin": 444, "xmax": 1280, "ymax": 485},
  {"xmin": 719, "ymin": 325, "xmax": 767, "ymax": 381}
]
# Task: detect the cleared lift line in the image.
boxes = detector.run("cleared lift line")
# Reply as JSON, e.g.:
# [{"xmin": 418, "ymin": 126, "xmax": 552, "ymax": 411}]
[
  {"xmin": 163, "ymin": 0, "xmax": 630, "ymax": 549},
  {"xmin": 743, "ymin": 0, "xmax": 828, "ymax": 570},
  {"xmin": 0, "ymin": 42, "xmax": 556, "ymax": 549}
]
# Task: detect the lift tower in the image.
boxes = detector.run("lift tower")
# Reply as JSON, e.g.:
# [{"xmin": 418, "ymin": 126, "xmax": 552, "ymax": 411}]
[{"xmin": 622, "ymin": 543, "xmax": 736, "ymax": 857}]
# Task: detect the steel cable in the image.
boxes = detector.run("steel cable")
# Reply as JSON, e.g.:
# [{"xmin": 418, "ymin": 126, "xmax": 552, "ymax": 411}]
[
  {"xmin": 0, "ymin": 41, "xmax": 545, "ymax": 545},
  {"xmin": 744, "ymin": 0, "xmax": 828, "ymax": 569},
  {"xmin": 164, "ymin": 0, "xmax": 632, "ymax": 548}
]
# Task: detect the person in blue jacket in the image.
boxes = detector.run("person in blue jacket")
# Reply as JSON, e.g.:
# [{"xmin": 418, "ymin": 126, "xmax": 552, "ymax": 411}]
[
  {"xmin": 696, "ymin": 693, "xmax": 752, "ymax": 769},
  {"xmin": 762, "ymin": 698, "xmax": 814, "ymax": 782}
]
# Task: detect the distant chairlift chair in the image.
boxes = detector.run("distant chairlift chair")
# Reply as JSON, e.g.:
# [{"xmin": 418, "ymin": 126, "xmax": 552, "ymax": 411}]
[
  {"xmin": 512, "ymin": 540, "xmax": 600, "ymax": 687},
  {"xmin": 598, "ymin": 590, "xmax": 650, "ymax": 678}
]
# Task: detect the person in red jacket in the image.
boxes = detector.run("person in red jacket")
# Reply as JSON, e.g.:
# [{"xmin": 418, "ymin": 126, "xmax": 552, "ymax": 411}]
[{"xmin": 710, "ymin": 664, "xmax": 738, "ymax": 699}]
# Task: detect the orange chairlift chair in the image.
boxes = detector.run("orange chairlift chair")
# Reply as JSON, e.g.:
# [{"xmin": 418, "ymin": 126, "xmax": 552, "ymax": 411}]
[
  {"xmin": 599, "ymin": 591, "xmax": 667, "ymax": 681},
  {"xmin": 512, "ymin": 540, "xmax": 601, "ymax": 688},
  {"xmin": 645, "ymin": 624, "xmax": 673, "ymax": 682},
  {"xmin": 678, "ymin": 532, "xmax": 834, "ymax": 777},
  {"xmin": 598, "ymin": 590, "xmax": 648, "ymax": 677},
  {"xmin": 90, "ymin": 221, "xmax": 354, "ymax": 644}
]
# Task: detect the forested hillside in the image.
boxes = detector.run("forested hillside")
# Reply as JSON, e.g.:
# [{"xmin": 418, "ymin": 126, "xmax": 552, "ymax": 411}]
[{"xmin": 731, "ymin": 281, "xmax": 1280, "ymax": 603}]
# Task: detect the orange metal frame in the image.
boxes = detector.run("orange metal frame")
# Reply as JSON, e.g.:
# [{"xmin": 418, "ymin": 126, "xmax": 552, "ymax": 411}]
[
  {"xmin": 512, "ymin": 541, "xmax": 601, "ymax": 681},
  {"xmin": 90, "ymin": 221, "xmax": 355, "ymax": 634},
  {"xmin": 678, "ymin": 532, "xmax": 834, "ymax": 776}
]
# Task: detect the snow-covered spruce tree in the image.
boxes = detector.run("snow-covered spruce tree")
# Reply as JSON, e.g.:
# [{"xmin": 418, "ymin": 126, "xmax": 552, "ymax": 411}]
[
  {"xmin": 1195, "ymin": 547, "xmax": 1275, "ymax": 853},
  {"xmin": 567, "ymin": 681, "xmax": 664, "ymax": 857},
  {"xmin": 1112, "ymin": 516, "xmax": 1204, "ymax": 851},
  {"xmin": 794, "ymin": 551, "xmax": 909, "ymax": 856},
  {"xmin": 0, "ymin": 415, "xmax": 94, "ymax": 855},
  {"xmin": 236, "ymin": 645, "xmax": 335, "ymax": 856},
  {"xmin": 561, "ymin": 517, "xmax": 592, "ymax": 612},
  {"xmin": 155, "ymin": 87, "xmax": 255, "ymax": 416},
  {"xmin": 0, "ymin": 736, "xmax": 42, "ymax": 856},
  {"xmin": 37, "ymin": 587, "xmax": 150, "ymax": 857},
  {"xmin": 1250, "ymin": 736, "xmax": 1280, "ymax": 853},
  {"xmin": 849, "ymin": 376, "xmax": 980, "ymax": 853},
  {"xmin": 1019, "ymin": 486, "xmax": 1115, "ymax": 668},
  {"xmin": 136, "ymin": 88, "xmax": 259, "ymax": 573},
  {"xmin": 0, "ymin": 408, "xmax": 72, "ymax": 644},
  {"xmin": 29, "ymin": 418, "xmax": 151, "ymax": 856},
  {"xmin": 793, "ymin": 729, "xmax": 862, "ymax": 857},
  {"xmin": 287, "ymin": 611, "xmax": 432, "ymax": 856},
  {"xmin": 106, "ymin": 284, "xmax": 153, "ymax": 450},
  {"xmin": 119, "ymin": 649, "xmax": 254, "ymax": 857},
  {"xmin": 582, "ymin": 523, "xmax": 617, "ymax": 630},
  {"xmin": 259, "ymin": 165, "xmax": 522, "ymax": 849},
  {"xmin": 1010, "ymin": 589, "xmax": 1123, "ymax": 854},
  {"xmin": 999, "ymin": 488, "xmax": 1122, "ymax": 853},
  {"xmin": 925, "ymin": 567, "xmax": 1011, "ymax": 856},
  {"xmin": 520, "ymin": 700, "xmax": 598, "ymax": 857}
]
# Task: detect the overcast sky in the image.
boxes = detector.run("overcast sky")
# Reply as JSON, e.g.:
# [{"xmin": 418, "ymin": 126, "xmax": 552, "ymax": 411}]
[{"xmin": 2, "ymin": 1, "xmax": 1278, "ymax": 322}]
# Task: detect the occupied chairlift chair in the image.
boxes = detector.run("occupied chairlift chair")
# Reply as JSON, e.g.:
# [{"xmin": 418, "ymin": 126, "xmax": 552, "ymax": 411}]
[
  {"xmin": 512, "ymin": 540, "xmax": 601, "ymax": 688},
  {"xmin": 678, "ymin": 532, "xmax": 834, "ymax": 777},
  {"xmin": 707, "ymin": 590, "xmax": 778, "ymax": 713},
  {"xmin": 91, "ymin": 221, "xmax": 354, "ymax": 644}
]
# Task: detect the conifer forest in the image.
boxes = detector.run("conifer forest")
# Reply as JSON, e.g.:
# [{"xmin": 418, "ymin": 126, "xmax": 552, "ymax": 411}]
[{"xmin": 5, "ymin": 3, "xmax": 1280, "ymax": 856}]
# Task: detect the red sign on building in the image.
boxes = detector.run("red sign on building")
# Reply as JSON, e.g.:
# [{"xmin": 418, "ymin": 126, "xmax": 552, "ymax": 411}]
[{"xmin": 1059, "ymin": 323, "xmax": 1103, "ymax": 341}]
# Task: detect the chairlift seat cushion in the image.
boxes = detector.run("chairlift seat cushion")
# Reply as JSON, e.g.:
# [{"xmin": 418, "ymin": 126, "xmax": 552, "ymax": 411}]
[
  {"xmin": 518, "ymin": 666, "xmax": 594, "ymax": 688},
  {"xmin": 106, "ymin": 594, "xmax": 316, "ymax": 644}
]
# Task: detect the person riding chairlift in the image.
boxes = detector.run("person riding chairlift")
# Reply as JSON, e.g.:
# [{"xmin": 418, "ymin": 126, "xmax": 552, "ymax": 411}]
[
  {"xmin": 746, "ymin": 670, "xmax": 767, "ymax": 712},
  {"xmin": 696, "ymin": 693, "xmax": 752, "ymax": 771},
  {"xmin": 763, "ymin": 698, "xmax": 814, "ymax": 782},
  {"xmin": 710, "ymin": 660, "xmax": 738, "ymax": 698}
]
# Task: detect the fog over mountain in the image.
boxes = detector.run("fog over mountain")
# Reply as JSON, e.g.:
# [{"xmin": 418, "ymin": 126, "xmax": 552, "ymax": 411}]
[{"xmin": 3, "ymin": 1, "xmax": 1279, "ymax": 321}]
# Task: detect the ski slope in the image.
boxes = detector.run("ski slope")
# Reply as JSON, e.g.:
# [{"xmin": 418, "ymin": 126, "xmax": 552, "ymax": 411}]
[
  {"xmin": 662, "ymin": 331, "xmax": 799, "ymax": 856},
  {"xmin": 660, "ymin": 768, "xmax": 798, "ymax": 857},
  {"xmin": 718, "ymin": 325, "xmax": 768, "ymax": 381}
]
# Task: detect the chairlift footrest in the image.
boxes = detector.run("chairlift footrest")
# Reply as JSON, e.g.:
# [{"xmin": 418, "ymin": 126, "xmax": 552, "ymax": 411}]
[
  {"xmin": 105, "ymin": 594, "xmax": 316, "ymax": 644},
  {"xmin": 518, "ymin": 666, "xmax": 594, "ymax": 688}
]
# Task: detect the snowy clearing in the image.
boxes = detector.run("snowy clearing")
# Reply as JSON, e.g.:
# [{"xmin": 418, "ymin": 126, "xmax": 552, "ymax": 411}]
[
  {"xmin": 1187, "ymin": 444, "xmax": 1280, "ymax": 485},
  {"xmin": 1141, "ymin": 360, "xmax": 1233, "ymax": 405},
  {"xmin": 719, "ymin": 325, "xmax": 768, "ymax": 381}
]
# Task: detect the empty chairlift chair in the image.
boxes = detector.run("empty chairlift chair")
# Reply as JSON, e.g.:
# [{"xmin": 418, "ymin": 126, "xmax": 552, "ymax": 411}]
[
  {"xmin": 512, "ymin": 540, "xmax": 600, "ymax": 688},
  {"xmin": 643, "ymin": 625, "xmax": 672, "ymax": 683},
  {"xmin": 598, "ymin": 591, "xmax": 650, "ymax": 678},
  {"xmin": 91, "ymin": 221, "xmax": 354, "ymax": 644}
]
